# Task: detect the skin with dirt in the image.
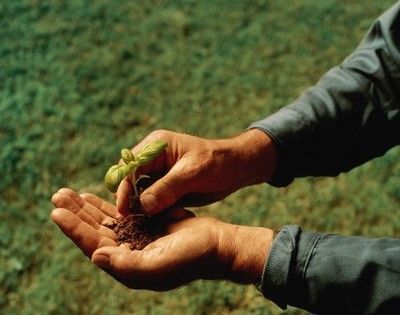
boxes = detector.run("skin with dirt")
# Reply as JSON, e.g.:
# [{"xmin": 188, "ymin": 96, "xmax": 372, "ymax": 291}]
[
  {"xmin": 103, "ymin": 179, "xmax": 167, "ymax": 250},
  {"xmin": 103, "ymin": 214, "xmax": 166, "ymax": 250}
]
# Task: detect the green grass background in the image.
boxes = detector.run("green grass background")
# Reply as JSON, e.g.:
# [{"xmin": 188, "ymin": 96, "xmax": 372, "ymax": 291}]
[{"xmin": 1, "ymin": 0, "xmax": 399, "ymax": 314}]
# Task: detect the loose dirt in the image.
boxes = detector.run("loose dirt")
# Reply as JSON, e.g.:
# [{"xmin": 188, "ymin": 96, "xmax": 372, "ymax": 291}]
[{"xmin": 104, "ymin": 214, "xmax": 166, "ymax": 250}]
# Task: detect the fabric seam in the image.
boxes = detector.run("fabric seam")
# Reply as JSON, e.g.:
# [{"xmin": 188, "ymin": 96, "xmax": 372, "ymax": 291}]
[{"xmin": 301, "ymin": 233, "xmax": 326, "ymax": 280}]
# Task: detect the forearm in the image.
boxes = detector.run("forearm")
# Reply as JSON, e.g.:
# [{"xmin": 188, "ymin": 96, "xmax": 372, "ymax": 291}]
[
  {"xmin": 215, "ymin": 222, "xmax": 274, "ymax": 285},
  {"xmin": 217, "ymin": 129, "xmax": 277, "ymax": 186},
  {"xmin": 250, "ymin": 3, "xmax": 400, "ymax": 186},
  {"xmin": 260, "ymin": 225, "xmax": 400, "ymax": 314}
]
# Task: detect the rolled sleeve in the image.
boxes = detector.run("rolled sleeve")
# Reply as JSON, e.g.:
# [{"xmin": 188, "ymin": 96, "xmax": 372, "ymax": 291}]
[
  {"xmin": 259, "ymin": 226, "xmax": 400, "ymax": 314},
  {"xmin": 250, "ymin": 2, "xmax": 400, "ymax": 187},
  {"xmin": 259, "ymin": 225, "xmax": 324, "ymax": 309}
]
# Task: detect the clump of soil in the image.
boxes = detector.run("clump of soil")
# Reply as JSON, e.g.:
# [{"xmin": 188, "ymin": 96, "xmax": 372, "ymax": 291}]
[
  {"xmin": 104, "ymin": 177, "xmax": 167, "ymax": 250},
  {"xmin": 104, "ymin": 214, "xmax": 166, "ymax": 250}
]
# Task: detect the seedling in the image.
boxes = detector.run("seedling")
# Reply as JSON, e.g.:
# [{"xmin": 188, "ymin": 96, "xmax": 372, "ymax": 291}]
[
  {"xmin": 104, "ymin": 140, "xmax": 167, "ymax": 198},
  {"xmin": 103, "ymin": 140, "xmax": 168, "ymax": 250}
]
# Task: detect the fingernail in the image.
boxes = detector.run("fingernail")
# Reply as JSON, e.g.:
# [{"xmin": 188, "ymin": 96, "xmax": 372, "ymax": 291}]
[
  {"xmin": 140, "ymin": 193, "xmax": 158, "ymax": 214},
  {"xmin": 92, "ymin": 253, "xmax": 110, "ymax": 269}
]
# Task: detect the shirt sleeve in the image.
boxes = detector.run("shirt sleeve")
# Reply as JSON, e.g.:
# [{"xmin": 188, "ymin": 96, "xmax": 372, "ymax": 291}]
[
  {"xmin": 249, "ymin": 3, "xmax": 400, "ymax": 187},
  {"xmin": 259, "ymin": 225, "xmax": 400, "ymax": 314}
]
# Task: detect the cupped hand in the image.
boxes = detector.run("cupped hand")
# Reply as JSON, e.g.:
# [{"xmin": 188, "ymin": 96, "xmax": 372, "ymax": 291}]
[
  {"xmin": 117, "ymin": 129, "xmax": 277, "ymax": 215},
  {"xmin": 51, "ymin": 188, "xmax": 273, "ymax": 290}
]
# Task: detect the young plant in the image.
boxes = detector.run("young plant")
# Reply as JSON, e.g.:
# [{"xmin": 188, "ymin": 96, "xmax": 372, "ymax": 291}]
[
  {"xmin": 104, "ymin": 140, "xmax": 167, "ymax": 200},
  {"xmin": 103, "ymin": 141, "xmax": 168, "ymax": 250}
]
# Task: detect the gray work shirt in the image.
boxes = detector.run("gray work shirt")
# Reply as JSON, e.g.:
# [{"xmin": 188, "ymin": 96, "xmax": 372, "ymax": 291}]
[{"xmin": 250, "ymin": 3, "xmax": 400, "ymax": 314}]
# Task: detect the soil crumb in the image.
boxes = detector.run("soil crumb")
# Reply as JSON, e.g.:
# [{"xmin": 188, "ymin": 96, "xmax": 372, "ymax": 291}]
[{"xmin": 104, "ymin": 215, "xmax": 166, "ymax": 250}]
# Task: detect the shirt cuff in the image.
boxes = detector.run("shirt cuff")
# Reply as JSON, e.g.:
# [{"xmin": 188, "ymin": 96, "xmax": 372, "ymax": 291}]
[
  {"xmin": 258, "ymin": 225, "xmax": 324, "ymax": 310},
  {"xmin": 248, "ymin": 113, "xmax": 301, "ymax": 187}
]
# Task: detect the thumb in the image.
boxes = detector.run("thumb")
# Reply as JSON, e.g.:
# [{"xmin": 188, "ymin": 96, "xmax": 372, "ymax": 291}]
[
  {"xmin": 139, "ymin": 163, "xmax": 191, "ymax": 215},
  {"xmin": 92, "ymin": 246, "xmax": 132, "ymax": 270},
  {"xmin": 92, "ymin": 246, "xmax": 115, "ymax": 270},
  {"xmin": 116, "ymin": 177, "xmax": 134, "ymax": 215}
]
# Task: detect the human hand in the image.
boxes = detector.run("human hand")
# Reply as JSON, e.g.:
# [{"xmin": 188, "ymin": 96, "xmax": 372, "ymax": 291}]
[
  {"xmin": 117, "ymin": 129, "xmax": 277, "ymax": 215},
  {"xmin": 51, "ymin": 188, "xmax": 273, "ymax": 290}
]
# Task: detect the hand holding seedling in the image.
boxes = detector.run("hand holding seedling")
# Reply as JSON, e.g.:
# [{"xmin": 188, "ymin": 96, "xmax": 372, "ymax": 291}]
[
  {"xmin": 51, "ymin": 188, "xmax": 273, "ymax": 290},
  {"xmin": 105, "ymin": 140, "xmax": 167, "ymax": 195},
  {"xmin": 116, "ymin": 129, "xmax": 277, "ymax": 215}
]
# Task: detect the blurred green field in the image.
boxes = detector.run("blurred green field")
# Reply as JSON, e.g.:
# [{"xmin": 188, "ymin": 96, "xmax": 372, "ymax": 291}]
[{"xmin": 1, "ymin": 0, "xmax": 399, "ymax": 314}]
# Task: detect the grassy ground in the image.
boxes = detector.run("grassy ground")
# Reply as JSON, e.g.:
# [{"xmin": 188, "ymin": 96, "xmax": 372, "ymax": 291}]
[{"xmin": 1, "ymin": 0, "xmax": 398, "ymax": 314}]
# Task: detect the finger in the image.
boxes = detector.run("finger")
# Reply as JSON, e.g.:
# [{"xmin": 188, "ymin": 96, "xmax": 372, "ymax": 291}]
[
  {"xmin": 115, "ymin": 178, "xmax": 134, "ymax": 215},
  {"xmin": 139, "ymin": 162, "xmax": 192, "ymax": 215},
  {"xmin": 115, "ymin": 130, "xmax": 177, "ymax": 214},
  {"xmin": 80, "ymin": 193, "xmax": 118, "ymax": 219},
  {"xmin": 52, "ymin": 192, "xmax": 116, "ymax": 240},
  {"xmin": 93, "ymin": 240, "xmax": 196, "ymax": 291},
  {"xmin": 92, "ymin": 246, "xmax": 163, "ymax": 290},
  {"xmin": 51, "ymin": 208, "xmax": 116, "ymax": 257},
  {"xmin": 92, "ymin": 246, "xmax": 142, "ymax": 280},
  {"xmin": 92, "ymin": 246, "xmax": 127, "ymax": 269},
  {"xmin": 52, "ymin": 191, "xmax": 99, "ymax": 229},
  {"xmin": 53, "ymin": 190, "xmax": 116, "ymax": 239},
  {"xmin": 95, "ymin": 237, "xmax": 202, "ymax": 291},
  {"xmin": 135, "ymin": 153, "xmax": 166, "ymax": 177},
  {"xmin": 57, "ymin": 188, "xmax": 110, "ymax": 224},
  {"xmin": 128, "ymin": 132, "xmax": 168, "ymax": 176}
]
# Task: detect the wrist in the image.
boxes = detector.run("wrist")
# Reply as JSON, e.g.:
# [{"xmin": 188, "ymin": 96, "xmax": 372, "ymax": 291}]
[
  {"xmin": 226, "ymin": 129, "xmax": 277, "ymax": 186},
  {"xmin": 217, "ymin": 223, "xmax": 274, "ymax": 285}
]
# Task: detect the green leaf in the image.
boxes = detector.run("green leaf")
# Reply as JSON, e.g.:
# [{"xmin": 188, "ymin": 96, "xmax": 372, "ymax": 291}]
[
  {"xmin": 104, "ymin": 162, "xmax": 138, "ymax": 193},
  {"xmin": 137, "ymin": 140, "xmax": 167, "ymax": 166},
  {"xmin": 121, "ymin": 148, "xmax": 135, "ymax": 164}
]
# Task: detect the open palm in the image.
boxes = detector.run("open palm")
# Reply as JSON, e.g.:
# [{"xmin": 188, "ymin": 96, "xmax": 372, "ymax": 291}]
[{"xmin": 51, "ymin": 188, "xmax": 227, "ymax": 291}]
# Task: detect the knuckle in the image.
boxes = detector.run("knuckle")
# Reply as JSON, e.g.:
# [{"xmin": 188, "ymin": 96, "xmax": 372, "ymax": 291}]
[
  {"xmin": 157, "ymin": 178, "xmax": 182, "ymax": 203},
  {"xmin": 51, "ymin": 192, "xmax": 62, "ymax": 205},
  {"xmin": 189, "ymin": 154, "xmax": 212, "ymax": 179},
  {"xmin": 111, "ymin": 255, "xmax": 126, "ymax": 270},
  {"xmin": 148, "ymin": 129, "xmax": 170, "ymax": 141},
  {"xmin": 58, "ymin": 187, "xmax": 74, "ymax": 195}
]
